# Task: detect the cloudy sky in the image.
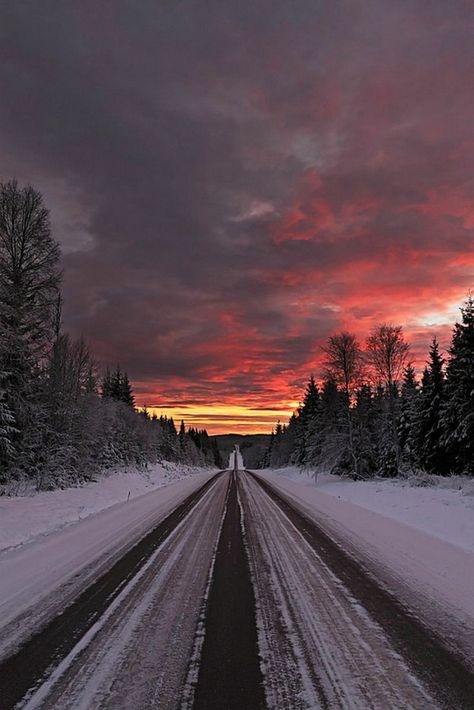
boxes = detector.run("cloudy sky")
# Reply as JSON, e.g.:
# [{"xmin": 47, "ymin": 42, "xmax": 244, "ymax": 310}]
[{"xmin": 0, "ymin": 1, "xmax": 472, "ymax": 432}]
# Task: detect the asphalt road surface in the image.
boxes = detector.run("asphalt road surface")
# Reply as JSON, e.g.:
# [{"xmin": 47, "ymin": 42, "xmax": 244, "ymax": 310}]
[{"xmin": 1, "ymin": 470, "xmax": 473, "ymax": 709}]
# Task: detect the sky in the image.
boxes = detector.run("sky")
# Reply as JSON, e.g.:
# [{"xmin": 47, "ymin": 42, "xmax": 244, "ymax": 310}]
[{"xmin": 0, "ymin": 1, "xmax": 473, "ymax": 433}]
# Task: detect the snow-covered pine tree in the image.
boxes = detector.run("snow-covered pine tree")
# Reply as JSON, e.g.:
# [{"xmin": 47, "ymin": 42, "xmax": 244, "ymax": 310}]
[
  {"xmin": 312, "ymin": 378, "xmax": 349, "ymax": 474},
  {"xmin": 278, "ymin": 414, "xmax": 298, "ymax": 466},
  {"xmin": 294, "ymin": 375, "xmax": 320, "ymax": 468},
  {"xmin": 270, "ymin": 421, "xmax": 284, "ymax": 468},
  {"xmin": 0, "ymin": 180, "xmax": 61, "ymax": 476},
  {"xmin": 101, "ymin": 368, "xmax": 113, "ymax": 398},
  {"xmin": 366, "ymin": 325, "xmax": 409, "ymax": 474},
  {"xmin": 102, "ymin": 367, "xmax": 135, "ymax": 407},
  {"xmin": 398, "ymin": 364, "xmax": 419, "ymax": 472},
  {"xmin": 119, "ymin": 372, "xmax": 135, "ymax": 408},
  {"xmin": 415, "ymin": 339, "xmax": 449, "ymax": 474},
  {"xmin": 353, "ymin": 384, "xmax": 378, "ymax": 478},
  {"xmin": 179, "ymin": 420, "xmax": 186, "ymax": 457},
  {"xmin": 441, "ymin": 296, "xmax": 474, "ymax": 474},
  {"xmin": 261, "ymin": 429, "xmax": 274, "ymax": 468},
  {"xmin": 322, "ymin": 331, "xmax": 364, "ymax": 477},
  {"xmin": 0, "ymin": 371, "xmax": 17, "ymax": 476},
  {"xmin": 372, "ymin": 384, "xmax": 398, "ymax": 477}
]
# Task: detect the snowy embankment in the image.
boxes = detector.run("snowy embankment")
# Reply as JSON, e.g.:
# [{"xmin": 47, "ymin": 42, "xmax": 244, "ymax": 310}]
[
  {"xmin": 257, "ymin": 467, "xmax": 474, "ymax": 658},
  {"xmin": 0, "ymin": 461, "xmax": 213, "ymax": 552},
  {"xmin": 261, "ymin": 466, "xmax": 474, "ymax": 553}
]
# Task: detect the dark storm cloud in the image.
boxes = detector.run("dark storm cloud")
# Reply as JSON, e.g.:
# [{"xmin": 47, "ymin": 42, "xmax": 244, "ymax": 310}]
[{"xmin": 0, "ymin": 0, "xmax": 473, "ymax": 421}]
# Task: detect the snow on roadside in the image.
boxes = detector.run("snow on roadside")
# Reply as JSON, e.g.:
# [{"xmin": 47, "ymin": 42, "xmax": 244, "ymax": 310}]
[
  {"xmin": 256, "ymin": 467, "xmax": 474, "ymax": 657},
  {"xmin": 0, "ymin": 462, "xmax": 215, "ymax": 553},
  {"xmin": 260, "ymin": 466, "xmax": 474, "ymax": 553}
]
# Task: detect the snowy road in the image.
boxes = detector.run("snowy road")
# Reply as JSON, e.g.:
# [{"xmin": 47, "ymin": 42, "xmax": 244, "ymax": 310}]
[
  {"xmin": 241, "ymin": 472, "xmax": 474, "ymax": 709},
  {"xmin": 1, "ymin": 470, "xmax": 473, "ymax": 708}
]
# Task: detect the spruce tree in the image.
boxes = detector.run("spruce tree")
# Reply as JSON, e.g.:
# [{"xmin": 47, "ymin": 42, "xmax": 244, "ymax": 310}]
[
  {"xmin": 101, "ymin": 368, "xmax": 113, "ymax": 398},
  {"xmin": 353, "ymin": 385, "xmax": 379, "ymax": 478},
  {"xmin": 0, "ymin": 376, "xmax": 17, "ymax": 472},
  {"xmin": 441, "ymin": 297, "xmax": 474, "ymax": 474},
  {"xmin": 366, "ymin": 324, "xmax": 409, "ymax": 473},
  {"xmin": 0, "ymin": 180, "xmax": 61, "ymax": 471},
  {"xmin": 102, "ymin": 366, "xmax": 135, "ymax": 407},
  {"xmin": 179, "ymin": 420, "xmax": 186, "ymax": 455},
  {"xmin": 323, "ymin": 331, "xmax": 364, "ymax": 476},
  {"xmin": 398, "ymin": 364, "xmax": 419, "ymax": 472},
  {"xmin": 119, "ymin": 372, "xmax": 135, "ymax": 408},
  {"xmin": 270, "ymin": 421, "xmax": 284, "ymax": 468},
  {"xmin": 262, "ymin": 430, "xmax": 274, "ymax": 468},
  {"xmin": 416, "ymin": 339, "xmax": 448, "ymax": 473},
  {"xmin": 295, "ymin": 375, "xmax": 320, "ymax": 468},
  {"xmin": 373, "ymin": 384, "xmax": 398, "ymax": 477},
  {"xmin": 313, "ymin": 378, "xmax": 348, "ymax": 474}
]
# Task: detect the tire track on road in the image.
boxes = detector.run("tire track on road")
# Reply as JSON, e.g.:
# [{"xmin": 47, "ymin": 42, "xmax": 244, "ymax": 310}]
[
  {"xmin": 246, "ymin": 470, "xmax": 474, "ymax": 709},
  {"xmin": 191, "ymin": 471, "xmax": 265, "ymax": 710},
  {"xmin": 0, "ymin": 471, "xmax": 224, "ymax": 709}
]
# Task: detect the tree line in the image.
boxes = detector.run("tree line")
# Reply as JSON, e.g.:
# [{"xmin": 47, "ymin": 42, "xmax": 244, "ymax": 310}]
[
  {"xmin": 262, "ymin": 297, "xmax": 474, "ymax": 478},
  {"xmin": 0, "ymin": 180, "xmax": 221, "ymax": 491}
]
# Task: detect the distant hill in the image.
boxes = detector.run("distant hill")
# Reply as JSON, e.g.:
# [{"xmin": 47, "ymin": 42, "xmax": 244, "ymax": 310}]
[{"xmin": 215, "ymin": 433, "xmax": 271, "ymax": 469}]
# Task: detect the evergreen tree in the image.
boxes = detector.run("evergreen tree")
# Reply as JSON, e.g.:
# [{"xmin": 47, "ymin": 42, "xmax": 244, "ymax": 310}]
[
  {"xmin": 0, "ymin": 180, "xmax": 61, "ymax": 472},
  {"xmin": 323, "ymin": 332, "xmax": 364, "ymax": 476},
  {"xmin": 398, "ymin": 364, "xmax": 419, "ymax": 471},
  {"xmin": 270, "ymin": 421, "xmax": 284, "ymax": 468},
  {"xmin": 441, "ymin": 297, "xmax": 474, "ymax": 474},
  {"xmin": 119, "ymin": 372, "xmax": 135, "ymax": 408},
  {"xmin": 372, "ymin": 384, "xmax": 398, "ymax": 477},
  {"xmin": 294, "ymin": 375, "xmax": 320, "ymax": 468},
  {"xmin": 101, "ymin": 368, "xmax": 113, "ymax": 398},
  {"xmin": 262, "ymin": 429, "xmax": 274, "ymax": 468},
  {"xmin": 366, "ymin": 325, "xmax": 409, "ymax": 474},
  {"xmin": 102, "ymin": 366, "xmax": 135, "ymax": 407},
  {"xmin": 310, "ymin": 378, "xmax": 349, "ymax": 474},
  {"xmin": 353, "ymin": 385, "xmax": 378, "ymax": 478},
  {"xmin": 0, "ymin": 375, "xmax": 17, "ymax": 471},
  {"xmin": 179, "ymin": 419, "xmax": 186, "ymax": 457},
  {"xmin": 415, "ymin": 339, "xmax": 449, "ymax": 473}
]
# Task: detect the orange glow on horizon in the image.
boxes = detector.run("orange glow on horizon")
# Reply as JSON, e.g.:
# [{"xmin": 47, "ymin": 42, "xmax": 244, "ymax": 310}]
[
  {"xmin": 134, "ymin": 296, "xmax": 470, "ymax": 435},
  {"xmin": 133, "ymin": 169, "xmax": 472, "ymax": 435},
  {"xmin": 140, "ymin": 403, "xmax": 298, "ymax": 435}
]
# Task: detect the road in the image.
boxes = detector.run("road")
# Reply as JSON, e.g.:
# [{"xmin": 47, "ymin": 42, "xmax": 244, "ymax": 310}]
[{"xmin": 1, "ymin": 470, "xmax": 473, "ymax": 708}]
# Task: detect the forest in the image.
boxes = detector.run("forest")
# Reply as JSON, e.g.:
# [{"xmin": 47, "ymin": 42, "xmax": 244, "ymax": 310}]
[
  {"xmin": 262, "ymin": 298, "xmax": 474, "ymax": 478},
  {"xmin": 0, "ymin": 180, "xmax": 221, "ymax": 491},
  {"xmin": 1, "ymin": 179, "xmax": 472, "ymax": 490}
]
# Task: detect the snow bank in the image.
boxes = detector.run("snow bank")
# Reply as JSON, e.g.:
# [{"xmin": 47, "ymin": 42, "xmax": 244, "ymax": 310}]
[
  {"xmin": 257, "ymin": 467, "xmax": 474, "ymax": 658},
  {"xmin": 0, "ymin": 462, "xmax": 215, "ymax": 553},
  {"xmin": 0, "ymin": 467, "xmax": 217, "ymax": 658},
  {"xmin": 262, "ymin": 466, "xmax": 474, "ymax": 553}
]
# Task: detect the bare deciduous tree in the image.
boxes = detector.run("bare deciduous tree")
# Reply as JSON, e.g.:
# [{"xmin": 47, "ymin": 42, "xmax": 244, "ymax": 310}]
[
  {"xmin": 366, "ymin": 324, "xmax": 409, "ymax": 388},
  {"xmin": 323, "ymin": 331, "xmax": 365, "ymax": 477},
  {"xmin": 366, "ymin": 324, "xmax": 410, "ymax": 472}
]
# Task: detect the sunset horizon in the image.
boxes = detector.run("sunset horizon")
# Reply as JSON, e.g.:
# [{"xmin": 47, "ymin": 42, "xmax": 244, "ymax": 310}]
[
  {"xmin": 133, "ymin": 299, "xmax": 467, "ymax": 434},
  {"xmin": 1, "ymin": 3, "xmax": 472, "ymax": 436}
]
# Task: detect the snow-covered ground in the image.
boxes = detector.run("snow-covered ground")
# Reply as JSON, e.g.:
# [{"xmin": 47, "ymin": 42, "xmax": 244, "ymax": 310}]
[
  {"xmin": 256, "ymin": 467, "xmax": 474, "ymax": 663},
  {"xmin": 261, "ymin": 466, "xmax": 474, "ymax": 553},
  {"xmin": 19, "ymin": 474, "xmax": 229, "ymax": 710},
  {"xmin": 0, "ymin": 461, "xmax": 214, "ymax": 553},
  {"xmin": 240, "ymin": 473, "xmax": 434, "ymax": 708},
  {"xmin": 0, "ymin": 464, "xmax": 217, "ymax": 659}
]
